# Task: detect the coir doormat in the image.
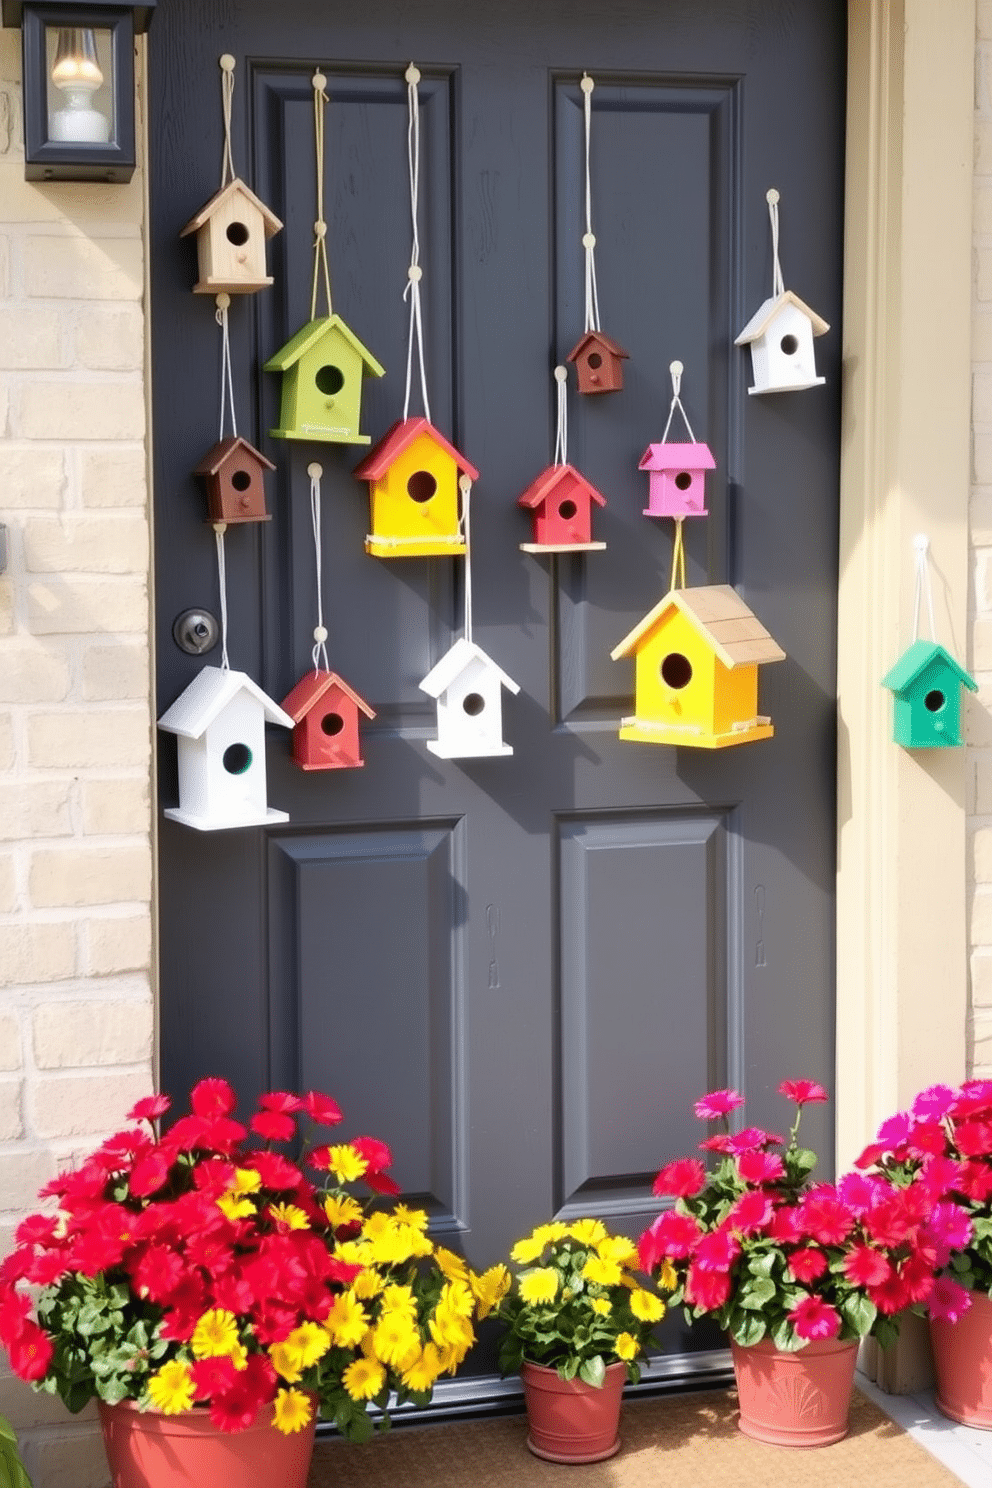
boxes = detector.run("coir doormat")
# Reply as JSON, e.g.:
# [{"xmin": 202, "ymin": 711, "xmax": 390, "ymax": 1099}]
[{"xmin": 309, "ymin": 1388, "xmax": 962, "ymax": 1488}]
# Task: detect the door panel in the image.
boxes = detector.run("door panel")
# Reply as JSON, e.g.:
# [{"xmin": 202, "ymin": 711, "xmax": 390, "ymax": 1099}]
[{"xmin": 151, "ymin": 0, "xmax": 845, "ymax": 1392}]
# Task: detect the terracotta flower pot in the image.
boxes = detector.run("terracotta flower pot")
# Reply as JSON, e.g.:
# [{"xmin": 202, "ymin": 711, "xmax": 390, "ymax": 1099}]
[
  {"xmin": 730, "ymin": 1335, "xmax": 859, "ymax": 1447},
  {"xmin": 931, "ymin": 1287, "xmax": 992, "ymax": 1427},
  {"xmin": 519, "ymin": 1359, "xmax": 626, "ymax": 1463},
  {"xmin": 98, "ymin": 1398, "xmax": 317, "ymax": 1488}
]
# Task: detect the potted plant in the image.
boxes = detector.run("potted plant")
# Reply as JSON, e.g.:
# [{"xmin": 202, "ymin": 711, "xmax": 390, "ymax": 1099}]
[
  {"xmin": 0, "ymin": 1079, "xmax": 497, "ymax": 1488},
  {"xmin": 854, "ymin": 1078, "xmax": 992, "ymax": 1427},
  {"xmin": 496, "ymin": 1218, "xmax": 666, "ymax": 1463},
  {"xmin": 638, "ymin": 1079, "xmax": 943, "ymax": 1446}
]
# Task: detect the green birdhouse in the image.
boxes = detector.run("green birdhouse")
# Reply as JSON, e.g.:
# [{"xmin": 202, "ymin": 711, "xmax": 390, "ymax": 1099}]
[
  {"xmin": 881, "ymin": 639, "xmax": 977, "ymax": 748},
  {"xmin": 264, "ymin": 314, "xmax": 385, "ymax": 445}
]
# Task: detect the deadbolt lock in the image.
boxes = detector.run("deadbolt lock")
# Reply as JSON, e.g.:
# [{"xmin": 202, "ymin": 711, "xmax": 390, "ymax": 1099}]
[{"xmin": 172, "ymin": 609, "xmax": 219, "ymax": 656}]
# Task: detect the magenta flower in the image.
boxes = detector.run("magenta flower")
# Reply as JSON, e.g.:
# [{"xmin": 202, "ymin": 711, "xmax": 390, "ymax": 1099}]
[
  {"xmin": 928, "ymin": 1275, "xmax": 973, "ymax": 1324},
  {"xmin": 767, "ymin": 1205, "xmax": 803, "ymax": 1244},
  {"xmin": 917, "ymin": 1156, "xmax": 963, "ymax": 1199},
  {"xmin": 921, "ymin": 1201, "xmax": 973, "ymax": 1267},
  {"xmin": 778, "ymin": 1079, "xmax": 829, "ymax": 1106},
  {"xmin": 911, "ymin": 1084, "xmax": 955, "ymax": 1121},
  {"xmin": 727, "ymin": 1191, "xmax": 773, "ymax": 1235},
  {"xmin": 789, "ymin": 1296, "xmax": 841, "ymax": 1341},
  {"xmin": 876, "ymin": 1111, "xmax": 911, "ymax": 1146},
  {"xmin": 737, "ymin": 1150, "xmax": 785, "ymax": 1185},
  {"xmin": 836, "ymin": 1172, "xmax": 886, "ymax": 1215},
  {"xmin": 694, "ymin": 1227, "xmax": 741, "ymax": 1273},
  {"xmin": 842, "ymin": 1243, "xmax": 892, "ymax": 1288},
  {"xmin": 694, "ymin": 1089, "xmax": 745, "ymax": 1121},
  {"xmin": 727, "ymin": 1127, "xmax": 784, "ymax": 1154},
  {"xmin": 652, "ymin": 1158, "xmax": 707, "ymax": 1198}
]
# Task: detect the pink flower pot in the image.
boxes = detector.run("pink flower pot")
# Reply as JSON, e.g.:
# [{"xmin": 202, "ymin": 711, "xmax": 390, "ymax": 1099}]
[
  {"xmin": 931, "ymin": 1287, "xmax": 992, "ymax": 1427},
  {"xmin": 98, "ymin": 1399, "xmax": 316, "ymax": 1488},
  {"xmin": 730, "ymin": 1335, "xmax": 859, "ymax": 1447},
  {"xmin": 519, "ymin": 1359, "xmax": 626, "ymax": 1463}
]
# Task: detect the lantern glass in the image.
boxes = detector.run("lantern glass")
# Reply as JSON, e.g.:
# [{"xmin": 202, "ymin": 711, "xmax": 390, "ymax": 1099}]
[{"xmin": 45, "ymin": 25, "xmax": 115, "ymax": 146}]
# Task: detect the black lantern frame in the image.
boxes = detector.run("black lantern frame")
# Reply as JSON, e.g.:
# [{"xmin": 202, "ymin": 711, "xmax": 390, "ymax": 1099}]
[{"xmin": 1, "ymin": 0, "xmax": 156, "ymax": 182}]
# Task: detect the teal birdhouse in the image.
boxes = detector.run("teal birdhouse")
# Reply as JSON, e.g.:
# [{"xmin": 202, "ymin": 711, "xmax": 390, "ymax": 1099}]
[
  {"xmin": 881, "ymin": 640, "xmax": 977, "ymax": 748},
  {"xmin": 264, "ymin": 315, "xmax": 385, "ymax": 445}
]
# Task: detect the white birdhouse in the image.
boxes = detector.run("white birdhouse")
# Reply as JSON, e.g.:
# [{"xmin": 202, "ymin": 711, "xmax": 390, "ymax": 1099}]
[
  {"xmin": 735, "ymin": 290, "xmax": 829, "ymax": 394},
  {"xmin": 419, "ymin": 639, "xmax": 520, "ymax": 759},
  {"xmin": 158, "ymin": 666, "xmax": 293, "ymax": 831}
]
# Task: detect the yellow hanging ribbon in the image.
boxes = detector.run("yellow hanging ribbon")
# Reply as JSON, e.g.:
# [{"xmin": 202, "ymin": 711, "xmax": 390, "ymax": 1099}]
[
  {"xmin": 669, "ymin": 518, "xmax": 686, "ymax": 592},
  {"xmin": 310, "ymin": 70, "xmax": 333, "ymax": 320}
]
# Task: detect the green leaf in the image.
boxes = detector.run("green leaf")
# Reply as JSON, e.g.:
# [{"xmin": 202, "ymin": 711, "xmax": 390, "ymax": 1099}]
[
  {"xmin": 739, "ymin": 1278, "xmax": 776, "ymax": 1311},
  {"xmin": 578, "ymin": 1355, "xmax": 606, "ymax": 1389},
  {"xmin": 840, "ymin": 1293, "xmax": 877, "ymax": 1338},
  {"xmin": 873, "ymin": 1316, "xmax": 900, "ymax": 1352},
  {"xmin": 747, "ymin": 1252, "xmax": 777, "ymax": 1280},
  {"xmin": 771, "ymin": 1316, "xmax": 802, "ymax": 1352},
  {"xmin": 732, "ymin": 1314, "xmax": 768, "ymax": 1347}
]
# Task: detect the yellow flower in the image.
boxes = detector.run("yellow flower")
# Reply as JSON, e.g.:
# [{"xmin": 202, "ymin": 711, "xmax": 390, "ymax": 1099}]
[
  {"xmin": 286, "ymin": 1322, "xmax": 331, "ymax": 1368},
  {"xmin": 429, "ymin": 1308, "xmax": 474, "ymax": 1357},
  {"xmin": 343, "ymin": 1357, "xmax": 386, "ymax": 1401},
  {"xmin": 470, "ymin": 1264, "xmax": 511, "ymax": 1320},
  {"xmin": 590, "ymin": 1297, "xmax": 612, "ymax": 1316},
  {"xmin": 533, "ymin": 1222, "xmax": 570, "ymax": 1246},
  {"xmin": 352, "ymin": 1269, "xmax": 385, "ymax": 1301},
  {"xmin": 324, "ymin": 1194, "xmax": 364, "ymax": 1229},
  {"xmin": 569, "ymin": 1219, "xmax": 607, "ymax": 1246},
  {"xmin": 268, "ymin": 1203, "xmax": 310, "ymax": 1231},
  {"xmin": 615, "ymin": 1332, "xmax": 639, "ymax": 1361},
  {"xmin": 368, "ymin": 1222, "xmax": 432, "ymax": 1266},
  {"xmin": 372, "ymin": 1314, "xmax": 422, "ymax": 1370},
  {"xmin": 147, "ymin": 1360, "xmax": 195, "ymax": 1414},
  {"xmin": 393, "ymin": 1205, "xmax": 430, "ymax": 1232},
  {"xmin": 269, "ymin": 1341, "xmax": 304, "ymax": 1383},
  {"xmin": 582, "ymin": 1257, "xmax": 622, "ymax": 1288},
  {"xmin": 629, "ymin": 1289, "xmax": 666, "ymax": 1323},
  {"xmin": 509, "ymin": 1234, "xmax": 546, "ymax": 1265},
  {"xmin": 597, "ymin": 1235, "xmax": 639, "ymax": 1267},
  {"xmin": 380, "ymin": 1284, "xmax": 417, "ymax": 1318},
  {"xmin": 231, "ymin": 1167, "xmax": 262, "ymax": 1193},
  {"xmin": 401, "ymin": 1342, "xmax": 445, "ymax": 1392},
  {"xmin": 190, "ymin": 1308, "xmax": 240, "ymax": 1361},
  {"xmin": 439, "ymin": 1280, "xmax": 475, "ymax": 1318},
  {"xmin": 518, "ymin": 1267, "xmax": 559, "ymax": 1305},
  {"xmin": 435, "ymin": 1246, "xmax": 470, "ymax": 1282},
  {"xmin": 326, "ymin": 1144, "xmax": 369, "ymax": 1183},
  {"xmin": 325, "ymin": 1293, "xmax": 369, "ymax": 1349},
  {"xmin": 335, "ymin": 1239, "xmax": 374, "ymax": 1267},
  {"xmin": 272, "ymin": 1388, "xmax": 313, "ymax": 1435},
  {"xmin": 217, "ymin": 1192, "xmax": 255, "ymax": 1221},
  {"xmin": 655, "ymin": 1259, "xmax": 678, "ymax": 1293}
]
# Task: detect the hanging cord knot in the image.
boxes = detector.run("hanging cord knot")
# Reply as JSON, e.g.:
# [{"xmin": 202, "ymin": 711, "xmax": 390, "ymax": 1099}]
[
  {"xmin": 581, "ymin": 73, "xmax": 601, "ymax": 336},
  {"xmin": 912, "ymin": 533, "xmax": 937, "ymax": 643},
  {"xmin": 403, "ymin": 63, "xmax": 431, "ymax": 423},
  {"xmin": 219, "ymin": 54, "xmax": 236, "ymax": 190},
  {"xmin": 767, "ymin": 188, "xmax": 785, "ymax": 299},
  {"xmin": 661, "ymin": 359, "xmax": 697, "ymax": 444},
  {"xmin": 552, "ymin": 364, "xmax": 569, "ymax": 467},
  {"xmin": 310, "ymin": 71, "xmax": 333, "ymax": 321},
  {"xmin": 309, "ymin": 462, "xmax": 329, "ymax": 672}
]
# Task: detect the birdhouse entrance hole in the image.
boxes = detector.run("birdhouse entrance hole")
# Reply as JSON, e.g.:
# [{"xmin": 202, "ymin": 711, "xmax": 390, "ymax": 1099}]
[
  {"xmin": 674, "ymin": 472, "xmax": 693, "ymax": 491},
  {"xmin": 223, "ymin": 742, "xmax": 253, "ymax": 774},
  {"xmin": 321, "ymin": 712, "xmax": 345, "ymax": 736},
  {"xmin": 558, "ymin": 499, "xmax": 577, "ymax": 520},
  {"xmin": 780, "ymin": 334, "xmax": 799, "ymax": 356},
  {"xmin": 661, "ymin": 652, "xmax": 693, "ymax": 689},
  {"xmin": 231, "ymin": 470, "xmax": 252, "ymax": 492},
  {"xmin": 226, "ymin": 221, "xmax": 250, "ymax": 246},
  {"xmin": 925, "ymin": 689, "xmax": 946, "ymax": 712},
  {"xmin": 315, "ymin": 365, "xmax": 345, "ymax": 395},
  {"xmin": 407, "ymin": 471, "xmax": 437, "ymax": 503},
  {"xmin": 463, "ymin": 693, "xmax": 486, "ymax": 716},
  {"xmin": 587, "ymin": 352, "xmax": 602, "ymax": 369}
]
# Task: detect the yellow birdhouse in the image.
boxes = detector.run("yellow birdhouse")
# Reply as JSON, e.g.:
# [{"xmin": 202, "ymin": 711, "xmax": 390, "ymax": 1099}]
[
  {"xmin": 353, "ymin": 416, "xmax": 480, "ymax": 558},
  {"xmin": 610, "ymin": 585, "xmax": 786, "ymax": 748},
  {"xmin": 179, "ymin": 178, "xmax": 283, "ymax": 295}
]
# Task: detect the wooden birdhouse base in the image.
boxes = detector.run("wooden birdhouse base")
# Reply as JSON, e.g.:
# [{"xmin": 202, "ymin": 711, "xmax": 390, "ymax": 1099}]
[
  {"xmin": 747, "ymin": 376, "xmax": 825, "ymax": 396},
  {"xmin": 618, "ymin": 716, "xmax": 775, "ymax": 748},
  {"xmin": 519, "ymin": 541, "xmax": 607, "ymax": 554},
  {"xmin": 164, "ymin": 804, "xmax": 290, "ymax": 831},
  {"xmin": 366, "ymin": 537, "xmax": 467, "ymax": 558},
  {"xmin": 203, "ymin": 514, "xmax": 272, "ymax": 525},
  {"xmin": 193, "ymin": 277, "xmax": 274, "ymax": 294},
  {"xmin": 295, "ymin": 757, "xmax": 366, "ymax": 771},
  {"xmin": 426, "ymin": 740, "xmax": 514, "ymax": 759},
  {"xmin": 271, "ymin": 428, "xmax": 372, "ymax": 445},
  {"xmin": 642, "ymin": 507, "xmax": 707, "ymax": 519}
]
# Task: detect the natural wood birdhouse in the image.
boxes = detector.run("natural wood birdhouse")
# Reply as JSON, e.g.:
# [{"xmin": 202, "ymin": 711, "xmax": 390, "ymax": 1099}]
[
  {"xmin": 566, "ymin": 331, "xmax": 628, "ymax": 394},
  {"xmin": 281, "ymin": 669, "xmax": 376, "ymax": 771},
  {"xmin": 517, "ymin": 464, "xmax": 607, "ymax": 552},
  {"xmin": 193, "ymin": 437, "xmax": 275, "ymax": 524},
  {"xmin": 638, "ymin": 442, "xmax": 716, "ymax": 519},
  {"xmin": 265, "ymin": 315, "xmax": 385, "ymax": 445},
  {"xmin": 353, "ymin": 417, "xmax": 479, "ymax": 558},
  {"xmin": 419, "ymin": 638, "xmax": 520, "ymax": 758},
  {"xmin": 179, "ymin": 178, "xmax": 283, "ymax": 295},
  {"xmin": 158, "ymin": 665, "xmax": 293, "ymax": 830},
  {"xmin": 881, "ymin": 639, "xmax": 977, "ymax": 749},
  {"xmin": 610, "ymin": 585, "xmax": 785, "ymax": 748},
  {"xmin": 735, "ymin": 290, "xmax": 829, "ymax": 395}
]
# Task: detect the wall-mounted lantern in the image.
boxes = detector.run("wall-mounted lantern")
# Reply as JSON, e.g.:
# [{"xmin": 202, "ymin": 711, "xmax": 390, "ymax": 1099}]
[{"xmin": 1, "ymin": 1, "xmax": 156, "ymax": 182}]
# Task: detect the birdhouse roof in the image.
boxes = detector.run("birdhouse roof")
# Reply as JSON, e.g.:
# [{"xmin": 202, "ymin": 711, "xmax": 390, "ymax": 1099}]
[
  {"xmin": 517, "ymin": 463, "xmax": 607, "ymax": 511},
  {"xmin": 179, "ymin": 177, "xmax": 283, "ymax": 239},
  {"xmin": 281, "ymin": 668, "xmax": 376, "ymax": 724},
  {"xmin": 419, "ymin": 638, "xmax": 521, "ymax": 699},
  {"xmin": 353, "ymin": 417, "xmax": 481, "ymax": 482},
  {"xmin": 193, "ymin": 436, "xmax": 276, "ymax": 478},
  {"xmin": 610, "ymin": 585, "xmax": 786, "ymax": 668},
  {"xmin": 158, "ymin": 666, "xmax": 294, "ymax": 739},
  {"xmin": 734, "ymin": 290, "xmax": 830, "ymax": 344},
  {"xmin": 566, "ymin": 331, "xmax": 629, "ymax": 363},
  {"xmin": 263, "ymin": 315, "xmax": 386, "ymax": 377},
  {"xmin": 881, "ymin": 639, "xmax": 978, "ymax": 696},
  {"xmin": 638, "ymin": 441, "xmax": 717, "ymax": 474}
]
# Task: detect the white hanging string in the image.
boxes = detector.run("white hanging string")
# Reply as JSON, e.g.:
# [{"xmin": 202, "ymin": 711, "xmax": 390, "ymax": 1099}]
[
  {"xmin": 660, "ymin": 359, "xmax": 697, "ymax": 443},
  {"xmin": 552, "ymin": 365, "xmax": 568, "ymax": 466},
  {"xmin": 214, "ymin": 524, "xmax": 231, "ymax": 671},
  {"xmin": 767, "ymin": 188, "xmax": 785, "ymax": 299},
  {"xmin": 403, "ymin": 64, "xmax": 431, "ymax": 423},
  {"xmin": 219, "ymin": 54, "xmax": 237, "ymax": 189},
  {"xmin": 215, "ymin": 293, "xmax": 238, "ymax": 441},
  {"xmin": 912, "ymin": 533, "xmax": 937, "ymax": 642},
  {"xmin": 310, "ymin": 71, "xmax": 333, "ymax": 321},
  {"xmin": 460, "ymin": 475, "xmax": 474, "ymax": 644},
  {"xmin": 581, "ymin": 74, "xmax": 601, "ymax": 335},
  {"xmin": 308, "ymin": 462, "xmax": 329, "ymax": 672}
]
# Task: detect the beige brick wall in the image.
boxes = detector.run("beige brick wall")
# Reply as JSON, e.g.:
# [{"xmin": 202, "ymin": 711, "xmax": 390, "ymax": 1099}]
[
  {"xmin": 0, "ymin": 23, "xmax": 153, "ymax": 1483},
  {"xmin": 975, "ymin": 6, "xmax": 992, "ymax": 1077}
]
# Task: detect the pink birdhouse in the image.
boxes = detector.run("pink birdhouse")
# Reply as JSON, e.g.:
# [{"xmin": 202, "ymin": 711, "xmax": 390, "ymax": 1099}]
[
  {"xmin": 517, "ymin": 464, "xmax": 607, "ymax": 552},
  {"xmin": 638, "ymin": 442, "xmax": 716, "ymax": 519},
  {"xmin": 280, "ymin": 669, "xmax": 375, "ymax": 772}
]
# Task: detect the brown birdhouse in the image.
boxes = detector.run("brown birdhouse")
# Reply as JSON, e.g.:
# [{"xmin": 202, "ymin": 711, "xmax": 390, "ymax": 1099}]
[
  {"xmin": 194, "ymin": 437, "xmax": 275, "ymax": 524},
  {"xmin": 567, "ymin": 331, "xmax": 629, "ymax": 394},
  {"xmin": 180, "ymin": 178, "xmax": 283, "ymax": 295},
  {"xmin": 281, "ymin": 669, "xmax": 376, "ymax": 771}
]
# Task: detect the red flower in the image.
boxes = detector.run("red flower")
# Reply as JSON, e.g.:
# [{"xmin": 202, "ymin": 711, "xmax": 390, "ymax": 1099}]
[
  {"xmin": 693, "ymin": 1089, "xmax": 745, "ymax": 1121},
  {"xmin": 130, "ymin": 1245, "xmax": 189, "ymax": 1304},
  {"xmin": 867, "ymin": 1272, "xmax": 912, "ymax": 1315},
  {"xmin": 652, "ymin": 1159, "xmax": 707, "ymax": 1198},
  {"xmin": 638, "ymin": 1211, "xmax": 701, "ymax": 1267},
  {"xmin": 727, "ymin": 1127, "xmax": 783, "ymax": 1154},
  {"xmin": 127, "ymin": 1094, "xmax": 172, "ymax": 1122},
  {"xmin": 737, "ymin": 1150, "xmax": 785, "ymax": 1184},
  {"xmin": 897, "ymin": 1252, "xmax": 936, "ymax": 1306},
  {"xmin": 787, "ymin": 1247, "xmax": 829, "ymax": 1284},
  {"xmin": 958, "ymin": 1161, "xmax": 992, "ymax": 1202},
  {"xmin": 191, "ymin": 1355, "xmax": 241, "ymax": 1402},
  {"xmin": 0, "ymin": 1288, "xmax": 31, "ymax": 1349},
  {"xmin": 251, "ymin": 1151, "xmax": 305, "ymax": 1192},
  {"xmin": 789, "ymin": 1296, "xmax": 841, "ymax": 1341},
  {"xmin": 684, "ymin": 1262, "xmax": 731, "ymax": 1311},
  {"xmin": 767, "ymin": 1206, "xmax": 803, "ymax": 1244},
  {"xmin": 8, "ymin": 1321, "xmax": 54, "ymax": 1381},
  {"xmin": 853, "ymin": 1141, "xmax": 888, "ymax": 1170},
  {"xmin": 905, "ymin": 1121, "xmax": 949, "ymax": 1159},
  {"xmin": 258, "ymin": 1092, "xmax": 304, "ymax": 1115},
  {"xmin": 798, "ymin": 1193, "xmax": 852, "ymax": 1246},
  {"xmin": 778, "ymin": 1079, "xmax": 829, "ymax": 1106},
  {"xmin": 129, "ymin": 1148, "xmax": 174, "ymax": 1198},
  {"xmin": 250, "ymin": 1111, "xmax": 296, "ymax": 1143},
  {"xmin": 190, "ymin": 1078, "xmax": 237, "ymax": 1119},
  {"xmin": 694, "ymin": 1227, "xmax": 741, "ymax": 1272},
  {"xmin": 363, "ymin": 1170, "xmax": 402, "ymax": 1196},
  {"xmin": 842, "ymin": 1244, "xmax": 892, "ymax": 1288},
  {"xmin": 954, "ymin": 1120, "xmax": 992, "ymax": 1158},
  {"xmin": 699, "ymin": 1134, "xmax": 734, "ymax": 1154},
  {"xmin": 351, "ymin": 1136, "xmax": 393, "ymax": 1174},
  {"xmin": 928, "ymin": 1276, "xmax": 972, "ymax": 1323},
  {"xmin": 727, "ymin": 1191, "xmax": 773, "ymax": 1235},
  {"xmin": 208, "ymin": 1353, "xmax": 276, "ymax": 1432},
  {"xmin": 300, "ymin": 1091, "xmax": 344, "ymax": 1127}
]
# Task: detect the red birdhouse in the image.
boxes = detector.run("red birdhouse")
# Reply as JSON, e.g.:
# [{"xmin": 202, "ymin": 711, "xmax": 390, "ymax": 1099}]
[
  {"xmin": 566, "ymin": 331, "xmax": 628, "ymax": 394},
  {"xmin": 194, "ymin": 437, "xmax": 275, "ymax": 524},
  {"xmin": 517, "ymin": 464, "xmax": 607, "ymax": 551},
  {"xmin": 280, "ymin": 670, "xmax": 375, "ymax": 772}
]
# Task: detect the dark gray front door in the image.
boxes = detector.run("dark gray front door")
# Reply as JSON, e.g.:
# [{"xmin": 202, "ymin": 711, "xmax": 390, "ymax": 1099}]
[{"xmin": 150, "ymin": 0, "xmax": 845, "ymax": 1391}]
